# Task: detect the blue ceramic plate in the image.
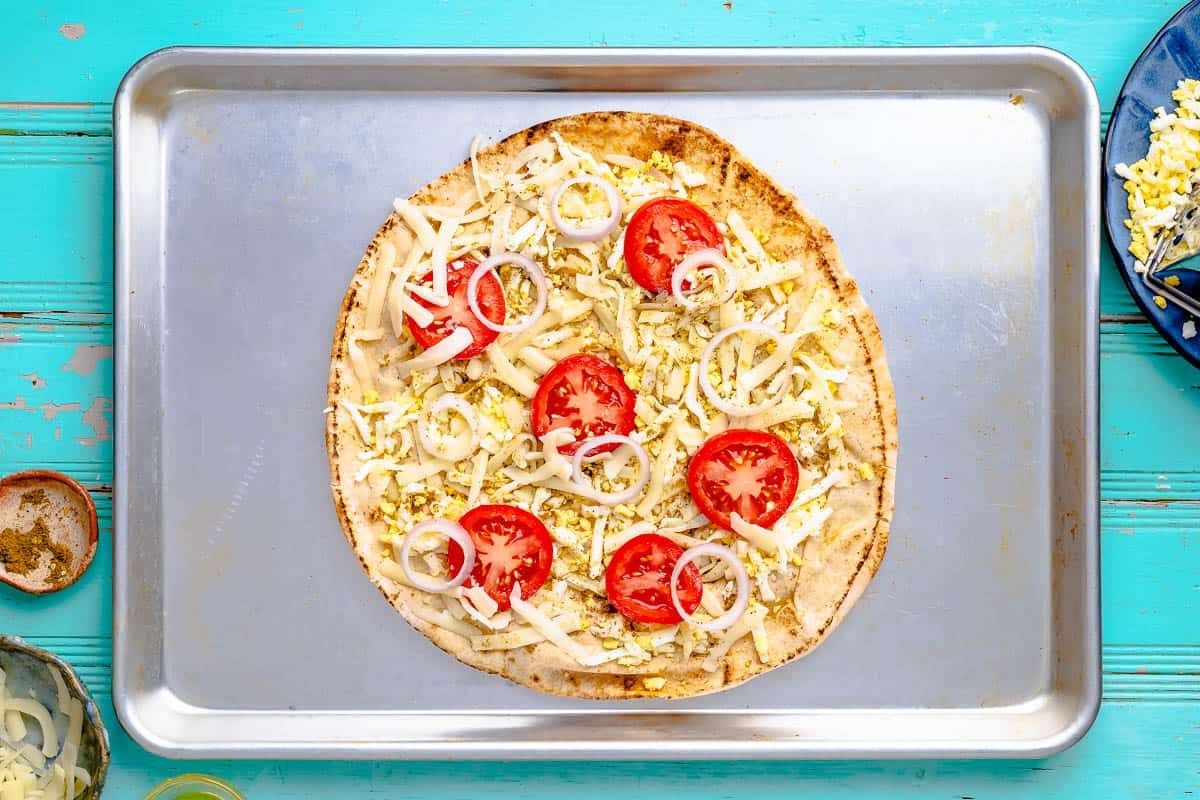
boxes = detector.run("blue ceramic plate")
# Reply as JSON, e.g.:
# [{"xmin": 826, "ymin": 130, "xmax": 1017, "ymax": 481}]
[{"xmin": 1104, "ymin": 0, "xmax": 1200, "ymax": 367}]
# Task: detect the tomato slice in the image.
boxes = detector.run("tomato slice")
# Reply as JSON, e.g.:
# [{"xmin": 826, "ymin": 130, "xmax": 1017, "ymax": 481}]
[
  {"xmin": 447, "ymin": 504, "xmax": 554, "ymax": 610},
  {"xmin": 406, "ymin": 259, "xmax": 506, "ymax": 360},
  {"xmin": 686, "ymin": 430, "xmax": 800, "ymax": 533},
  {"xmin": 623, "ymin": 197, "xmax": 724, "ymax": 293},
  {"xmin": 531, "ymin": 354, "xmax": 637, "ymax": 456},
  {"xmin": 605, "ymin": 533, "xmax": 702, "ymax": 624}
]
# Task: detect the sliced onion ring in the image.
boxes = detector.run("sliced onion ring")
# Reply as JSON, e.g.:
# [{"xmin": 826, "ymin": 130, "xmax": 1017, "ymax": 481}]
[
  {"xmin": 397, "ymin": 518, "xmax": 476, "ymax": 593},
  {"xmin": 570, "ymin": 435, "xmax": 650, "ymax": 505},
  {"xmin": 549, "ymin": 175, "xmax": 623, "ymax": 241},
  {"xmin": 671, "ymin": 543, "xmax": 749, "ymax": 632},
  {"xmin": 671, "ymin": 248, "xmax": 739, "ymax": 311},
  {"xmin": 417, "ymin": 393, "xmax": 480, "ymax": 463},
  {"xmin": 467, "ymin": 252, "xmax": 548, "ymax": 334},
  {"xmin": 699, "ymin": 321, "xmax": 791, "ymax": 417}
]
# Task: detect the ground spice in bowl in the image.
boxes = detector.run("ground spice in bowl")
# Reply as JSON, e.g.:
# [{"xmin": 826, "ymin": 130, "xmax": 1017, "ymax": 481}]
[
  {"xmin": 0, "ymin": 515, "xmax": 74, "ymax": 583},
  {"xmin": 0, "ymin": 470, "xmax": 98, "ymax": 593}
]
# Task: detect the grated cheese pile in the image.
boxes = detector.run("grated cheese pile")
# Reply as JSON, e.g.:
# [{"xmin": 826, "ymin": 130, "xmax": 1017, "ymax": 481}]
[
  {"xmin": 1115, "ymin": 78, "xmax": 1200, "ymax": 339},
  {"xmin": 1117, "ymin": 79, "xmax": 1200, "ymax": 268},
  {"xmin": 0, "ymin": 663, "xmax": 90, "ymax": 800},
  {"xmin": 340, "ymin": 130, "xmax": 877, "ymax": 685}
]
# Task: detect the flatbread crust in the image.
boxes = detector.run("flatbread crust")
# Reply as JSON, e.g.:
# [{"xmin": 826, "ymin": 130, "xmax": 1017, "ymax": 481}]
[{"xmin": 327, "ymin": 111, "xmax": 897, "ymax": 699}]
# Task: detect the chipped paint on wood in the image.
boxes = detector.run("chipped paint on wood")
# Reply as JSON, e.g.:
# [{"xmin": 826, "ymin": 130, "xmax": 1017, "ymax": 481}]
[
  {"xmin": 57, "ymin": 23, "xmax": 86, "ymax": 40},
  {"xmin": 60, "ymin": 344, "xmax": 112, "ymax": 375},
  {"xmin": 40, "ymin": 401, "xmax": 81, "ymax": 420},
  {"xmin": 0, "ymin": 396, "xmax": 32, "ymax": 412},
  {"xmin": 76, "ymin": 396, "xmax": 112, "ymax": 447},
  {"xmin": 0, "ymin": 102, "xmax": 96, "ymax": 111},
  {"xmin": 19, "ymin": 372, "xmax": 46, "ymax": 389}
]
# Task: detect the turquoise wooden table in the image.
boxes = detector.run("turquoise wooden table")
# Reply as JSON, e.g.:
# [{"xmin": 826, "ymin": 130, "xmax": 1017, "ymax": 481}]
[{"xmin": 2, "ymin": 1, "xmax": 1198, "ymax": 796}]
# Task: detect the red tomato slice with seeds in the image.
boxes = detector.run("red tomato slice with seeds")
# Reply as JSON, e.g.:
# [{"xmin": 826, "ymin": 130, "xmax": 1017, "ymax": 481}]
[
  {"xmin": 447, "ymin": 504, "xmax": 554, "ymax": 610},
  {"xmin": 406, "ymin": 259, "xmax": 506, "ymax": 360},
  {"xmin": 623, "ymin": 197, "xmax": 724, "ymax": 293},
  {"xmin": 531, "ymin": 354, "xmax": 637, "ymax": 456},
  {"xmin": 686, "ymin": 430, "xmax": 800, "ymax": 533},
  {"xmin": 605, "ymin": 533, "xmax": 702, "ymax": 625}
]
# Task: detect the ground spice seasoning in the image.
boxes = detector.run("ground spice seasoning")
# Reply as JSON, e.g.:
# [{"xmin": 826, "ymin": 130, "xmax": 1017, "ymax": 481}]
[
  {"xmin": 0, "ymin": 517, "xmax": 72, "ymax": 583},
  {"xmin": 19, "ymin": 487, "xmax": 48, "ymax": 509}
]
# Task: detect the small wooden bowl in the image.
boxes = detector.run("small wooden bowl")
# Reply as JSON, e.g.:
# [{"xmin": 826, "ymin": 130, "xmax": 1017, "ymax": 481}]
[{"xmin": 0, "ymin": 470, "xmax": 99, "ymax": 594}]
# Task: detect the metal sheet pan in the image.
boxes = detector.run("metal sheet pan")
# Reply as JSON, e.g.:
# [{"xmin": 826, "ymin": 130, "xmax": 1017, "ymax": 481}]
[{"xmin": 113, "ymin": 47, "xmax": 1100, "ymax": 759}]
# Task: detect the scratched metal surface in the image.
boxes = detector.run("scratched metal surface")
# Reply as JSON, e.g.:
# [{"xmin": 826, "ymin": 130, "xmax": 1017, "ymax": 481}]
[
  {"xmin": 0, "ymin": 0, "xmax": 1197, "ymax": 796},
  {"xmin": 109, "ymin": 47, "xmax": 1098, "ymax": 759}
]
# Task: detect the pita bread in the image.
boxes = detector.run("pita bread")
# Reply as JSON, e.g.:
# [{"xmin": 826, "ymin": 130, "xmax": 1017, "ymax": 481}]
[{"xmin": 326, "ymin": 112, "xmax": 897, "ymax": 699}]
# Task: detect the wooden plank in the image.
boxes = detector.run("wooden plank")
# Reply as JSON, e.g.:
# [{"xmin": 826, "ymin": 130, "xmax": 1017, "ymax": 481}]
[
  {"xmin": 1100, "ymin": 250, "xmax": 1142, "ymax": 319},
  {"xmin": 1101, "ymin": 327, "xmax": 1200, "ymax": 498},
  {"xmin": 0, "ymin": 103, "xmax": 112, "ymax": 136},
  {"xmin": 0, "ymin": 1, "xmax": 1182, "ymax": 105},
  {"xmin": 0, "ymin": 138, "xmax": 111, "ymax": 313},
  {"xmin": 0, "ymin": 315, "xmax": 111, "ymax": 481},
  {"xmin": 1101, "ymin": 503, "xmax": 1200, "ymax": 646}
]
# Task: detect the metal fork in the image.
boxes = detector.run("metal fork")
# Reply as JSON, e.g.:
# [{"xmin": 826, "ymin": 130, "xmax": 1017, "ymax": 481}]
[{"xmin": 1141, "ymin": 181, "xmax": 1200, "ymax": 317}]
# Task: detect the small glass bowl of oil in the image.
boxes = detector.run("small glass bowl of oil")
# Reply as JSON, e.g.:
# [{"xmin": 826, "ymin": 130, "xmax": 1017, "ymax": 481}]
[{"xmin": 143, "ymin": 774, "xmax": 244, "ymax": 800}]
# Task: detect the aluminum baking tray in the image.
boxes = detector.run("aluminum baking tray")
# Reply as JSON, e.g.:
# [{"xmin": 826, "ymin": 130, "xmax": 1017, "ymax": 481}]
[{"xmin": 113, "ymin": 47, "xmax": 1100, "ymax": 759}]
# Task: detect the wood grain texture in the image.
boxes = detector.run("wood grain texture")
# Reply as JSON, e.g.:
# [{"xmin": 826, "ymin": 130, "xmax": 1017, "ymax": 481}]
[
  {"xmin": 1, "ymin": 0, "xmax": 1198, "ymax": 796},
  {"xmin": 0, "ymin": 0, "xmax": 1183, "ymax": 103}
]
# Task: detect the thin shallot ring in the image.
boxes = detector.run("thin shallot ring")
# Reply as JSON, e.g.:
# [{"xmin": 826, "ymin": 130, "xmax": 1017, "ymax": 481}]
[
  {"xmin": 397, "ymin": 518, "xmax": 476, "ymax": 594},
  {"xmin": 570, "ymin": 434, "xmax": 650, "ymax": 505},
  {"xmin": 670, "ymin": 543, "xmax": 750, "ymax": 632},
  {"xmin": 417, "ymin": 393, "xmax": 480, "ymax": 463},
  {"xmin": 699, "ymin": 321, "xmax": 791, "ymax": 417},
  {"xmin": 549, "ymin": 175, "xmax": 623, "ymax": 241},
  {"xmin": 671, "ymin": 248, "xmax": 739, "ymax": 310},
  {"xmin": 467, "ymin": 252, "xmax": 548, "ymax": 334}
]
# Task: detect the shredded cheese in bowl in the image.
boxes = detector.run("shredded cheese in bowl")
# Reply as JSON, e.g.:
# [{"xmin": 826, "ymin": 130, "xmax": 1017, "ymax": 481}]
[{"xmin": 0, "ymin": 661, "xmax": 91, "ymax": 799}]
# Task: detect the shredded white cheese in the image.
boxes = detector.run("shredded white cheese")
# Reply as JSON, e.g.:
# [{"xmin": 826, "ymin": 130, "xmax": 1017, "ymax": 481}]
[
  {"xmin": 393, "ymin": 327, "xmax": 473, "ymax": 378},
  {"xmin": 393, "ymin": 197, "xmax": 437, "ymax": 252},
  {"xmin": 588, "ymin": 513, "xmax": 609, "ymax": 578},
  {"xmin": 408, "ymin": 601, "xmax": 483, "ymax": 638},
  {"xmin": 364, "ymin": 239, "xmax": 397, "ymax": 331},
  {"xmin": 0, "ymin": 664, "xmax": 87, "ymax": 800},
  {"xmin": 484, "ymin": 343, "xmax": 538, "ymax": 397},
  {"xmin": 348, "ymin": 328, "xmax": 384, "ymax": 393},
  {"xmin": 702, "ymin": 604, "xmax": 768, "ymax": 672},
  {"xmin": 508, "ymin": 589, "xmax": 591, "ymax": 662},
  {"xmin": 793, "ymin": 471, "xmax": 845, "ymax": 507},
  {"xmin": 471, "ymin": 613, "xmax": 582, "ymax": 651},
  {"xmin": 343, "ymin": 130, "xmax": 867, "ymax": 683},
  {"xmin": 730, "ymin": 513, "xmax": 787, "ymax": 562}
]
